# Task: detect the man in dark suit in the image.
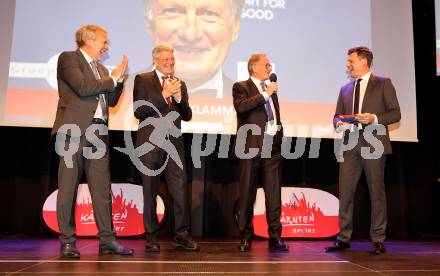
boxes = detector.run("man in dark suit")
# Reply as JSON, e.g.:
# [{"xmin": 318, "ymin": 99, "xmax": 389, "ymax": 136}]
[
  {"xmin": 133, "ymin": 44, "xmax": 198, "ymax": 252},
  {"xmin": 52, "ymin": 25, "xmax": 133, "ymax": 258},
  {"xmin": 325, "ymin": 46, "xmax": 401, "ymax": 254},
  {"xmin": 233, "ymin": 53, "xmax": 288, "ymax": 252}
]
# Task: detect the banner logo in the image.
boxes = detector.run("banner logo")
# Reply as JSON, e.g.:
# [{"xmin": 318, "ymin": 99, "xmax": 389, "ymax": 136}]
[
  {"xmin": 253, "ymin": 187, "xmax": 339, "ymax": 238},
  {"xmin": 42, "ymin": 183, "xmax": 165, "ymax": 236}
]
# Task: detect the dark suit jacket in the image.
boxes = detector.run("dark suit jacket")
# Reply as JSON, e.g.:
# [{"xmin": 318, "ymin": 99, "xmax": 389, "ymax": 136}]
[
  {"xmin": 333, "ymin": 74, "xmax": 401, "ymax": 154},
  {"xmin": 133, "ymin": 71, "xmax": 192, "ymax": 152},
  {"xmin": 51, "ymin": 50, "xmax": 123, "ymax": 135},
  {"xmin": 233, "ymin": 78, "xmax": 283, "ymax": 154}
]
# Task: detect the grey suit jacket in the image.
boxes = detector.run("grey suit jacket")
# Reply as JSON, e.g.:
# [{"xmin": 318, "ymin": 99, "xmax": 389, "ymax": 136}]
[
  {"xmin": 51, "ymin": 50, "xmax": 123, "ymax": 135},
  {"xmin": 333, "ymin": 74, "xmax": 401, "ymax": 154}
]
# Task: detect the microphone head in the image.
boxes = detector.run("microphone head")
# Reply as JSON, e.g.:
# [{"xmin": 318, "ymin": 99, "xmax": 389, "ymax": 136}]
[{"xmin": 269, "ymin": 73, "xmax": 277, "ymax": 82}]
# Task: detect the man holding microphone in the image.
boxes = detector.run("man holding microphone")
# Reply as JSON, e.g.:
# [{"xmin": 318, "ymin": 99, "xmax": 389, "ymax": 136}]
[{"xmin": 232, "ymin": 53, "xmax": 288, "ymax": 252}]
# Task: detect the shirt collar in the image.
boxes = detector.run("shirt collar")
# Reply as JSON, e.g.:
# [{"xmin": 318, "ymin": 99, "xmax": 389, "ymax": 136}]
[
  {"xmin": 357, "ymin": 71, "xmax": 372, "ymax": 82},
  {"xmin": 189, "ymin": 69, "xmax": 224, "ymax": 98},
  {"xmin": 79, "ymin": 49, "xmax": 94, "ymax": 65},
  {"xmin": 250, "ymin": 76, "xmax": 268, "ymax": 92},
  {"xmin": 155, "ymin": 69, "xmax": 166, "ymax": 81}
]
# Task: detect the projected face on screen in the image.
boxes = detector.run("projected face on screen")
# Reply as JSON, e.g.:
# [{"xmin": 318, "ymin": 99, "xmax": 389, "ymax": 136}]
[{"xmin": 144, "ymin": 0, "xmax": 241, "ymax": 90}]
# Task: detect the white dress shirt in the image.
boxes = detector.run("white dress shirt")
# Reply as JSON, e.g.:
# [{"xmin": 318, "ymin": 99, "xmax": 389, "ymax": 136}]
[
  {"xmin": 337, "ymin": 71, "xmax": 378, "ymax": 132},
  {"xmin": 250, "ymin": 76, "xmax": 278, "ymax": 135},
  {"xmin": 79, "ymin": 49, "xmax": 112, "ymax": 120}
]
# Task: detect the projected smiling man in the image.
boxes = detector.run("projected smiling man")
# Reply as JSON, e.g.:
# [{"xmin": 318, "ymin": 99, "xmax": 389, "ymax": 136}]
[
  {"xmin": 326, "ymin": 46, "xmax": 401, "ymax": 255},
  {"xmin": 142, "ymin": 0, "xmax": 244, "ymax": 98}
]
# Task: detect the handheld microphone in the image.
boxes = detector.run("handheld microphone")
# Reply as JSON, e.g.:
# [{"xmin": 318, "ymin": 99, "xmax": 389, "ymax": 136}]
[{"xmin": 269, "ymin": 73, "xmax": 278, "ymax": 94}]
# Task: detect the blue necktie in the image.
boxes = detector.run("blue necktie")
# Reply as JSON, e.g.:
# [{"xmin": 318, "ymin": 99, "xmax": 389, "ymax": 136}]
[
  {"xmin": 90, "ymin": 61, "xmax": 107, "ymax": 121},
  {"xmin": 261, "ymin": 81, "xmax": 274, "ymax": 121}
]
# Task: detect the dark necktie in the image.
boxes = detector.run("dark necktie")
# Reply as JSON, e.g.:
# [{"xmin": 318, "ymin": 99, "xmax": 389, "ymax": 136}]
[
  {"xmin": 90, "ymin": 61, "xmax": 107, "ymax": 121},
  {"xmin": 353, "ymin": 78, "xmax": 362, "ymax": 114},
  {"xmin": 260, "ymin": 81, "xmax": 274, "ymax": 121},
  {"xmin": 162, "ymin": 76, "xmax": 172, "ymax": 108}
]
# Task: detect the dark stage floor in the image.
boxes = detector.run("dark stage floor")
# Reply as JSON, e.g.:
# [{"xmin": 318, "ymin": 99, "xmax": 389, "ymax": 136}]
[{"xmin": 1, "ymin": 238, "xmax": 440, "ymax": 275}]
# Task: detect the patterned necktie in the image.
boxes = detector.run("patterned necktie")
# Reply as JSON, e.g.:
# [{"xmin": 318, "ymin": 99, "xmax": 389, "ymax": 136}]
[
  {"xmin": 260, "ymin": 81, "xmax": 274, "ymax": 121},
  {"xmin": 90, "ymin": 61, "xmax": 107, "ymax": 121},
  {"xmin": 162, "ymin": 76, "xmax": 172, "ymax": 108}
]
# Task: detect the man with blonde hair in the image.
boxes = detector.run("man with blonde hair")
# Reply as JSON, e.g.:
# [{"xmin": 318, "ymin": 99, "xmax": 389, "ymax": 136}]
[{"xmin": 52, "ymin": 24, "xmax": 133, "ymax": 258}]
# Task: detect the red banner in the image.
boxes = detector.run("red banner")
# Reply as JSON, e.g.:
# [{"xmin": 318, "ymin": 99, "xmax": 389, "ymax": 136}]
[
  {"xmin": 42, "ymin": 183, "xmax": 164, "ymax": 236},
  {"xmin": 253, "ymin": 187, "xmax": 339, "ymax": 238}
]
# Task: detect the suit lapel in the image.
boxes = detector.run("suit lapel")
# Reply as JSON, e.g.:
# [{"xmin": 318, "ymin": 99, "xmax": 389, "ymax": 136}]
[
  {"xmin": 96, "ymin": 64, "xmax": 106, "ymax": 80},
  {"xmin": 272, "ymin": 93, "xmax": 280, "ymax": 116},
  {"xmin": 344, "ymin": 80, "xmax": 355, "ymax": 114},
  {"xmin": 75, "ymin": 50, "xmax": 108, "ymax": 103},
  {"xmin": 76, "ymin": 50, "xmax": 96, "ymax": 80},
  {"xmin": 247, "ymin": 78, "xmax": 282, "ymax": 120},
  {"xmin": 247, "ymin": 78, "xmax": 260, "ymax": 97},
  {"xmin": 361, "ymin": 74, "xmax": 378, "ymax": 113},
  {"xmin": 246, "ymin": 79, "xmax": 268, "ymax": 120},
  {"xmin": 151, "ymin": 71, "xmax": 163, "ymax": 95}
]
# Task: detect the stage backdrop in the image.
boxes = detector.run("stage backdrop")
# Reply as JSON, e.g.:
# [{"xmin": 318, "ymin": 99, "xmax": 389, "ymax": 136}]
[{"xmin": 2, "ymin": 0, "xmax": 416, "ymax": 141}]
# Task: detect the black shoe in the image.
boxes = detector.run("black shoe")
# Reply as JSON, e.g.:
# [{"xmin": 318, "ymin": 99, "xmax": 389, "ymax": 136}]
[
  {"xmin": 145, "ymin": 236, "xmax": 160, "ymax": 253},
  {"xmin": 172, "ymin": 236, "xmax": 199, "ymax": 251},
  {"xmin": 268, "ymin": 238, "xmax": 289, "ymax": 252},
  {"xmin": 99, "ymin": 240, "xmax": 134, "ymax": 255},
  {"xmin": 61, "ymin": 243, "xmax": 80, "ymax": 259},
  {"xmin": 325, "ymin": 240, "xmax": 351, "ymax": 252},
  {"xmin": 238, "ymin": 239, "xmax": 251, "ymax": 252},
  {"xmin": 373, "ymin": 242, "xmax": 386, "ymax": 254}
]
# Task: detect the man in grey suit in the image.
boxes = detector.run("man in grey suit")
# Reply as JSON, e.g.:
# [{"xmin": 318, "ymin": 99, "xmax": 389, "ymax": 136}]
[
  {"xmin": 52, "ymin": 24, "xmax": 133, "ymax": 258},
  {"xmin": 325, "ymin": 46, "xmax": 401, "ymax": 254}
]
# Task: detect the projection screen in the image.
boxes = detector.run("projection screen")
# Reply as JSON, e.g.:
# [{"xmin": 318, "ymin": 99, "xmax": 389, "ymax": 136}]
[
  {"xmin": 2, "ymin": 0, "xmax": 417, "ymax": 141},
  {"xmin": 435, "ymin": 0, "xmax": 440, "ymax": 75}
]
